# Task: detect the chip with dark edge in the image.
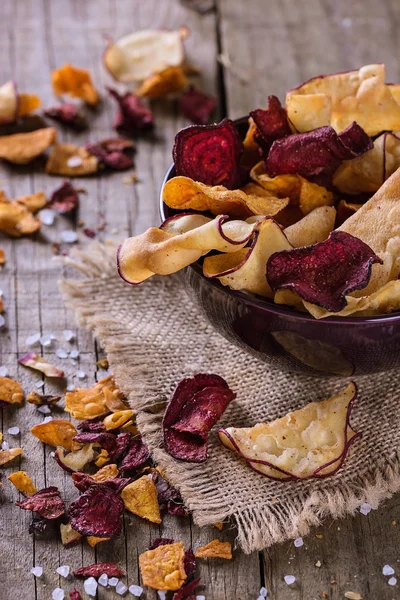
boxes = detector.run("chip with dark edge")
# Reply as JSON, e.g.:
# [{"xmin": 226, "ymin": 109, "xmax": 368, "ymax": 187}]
[
  {"xmin": 73, "ymin": 432, "xmax": 117, "ymax": 455},
  {"xmin": 69, "ymin": 589, "xmax": 82, "ymax": 600},
  {"xmin": 119, "ymin": 434, "xmax": 150, "ymax": 474},
  {"xmin": 71, "ymin": 472, "xmax": 132, "ymax": 495},
  {"xmin": 183, "ymin": 548, "xmax": 196, "ymax": 578},
  {"xmin": 172, "ymin": 577, "xmax": 201, "ymax": 600},
  {"xmin": 250, "ymin": 95, "xmax": 292, "ymax": 157},
  {"xmin": 86, "ymin": 138, "xmax": 135, "ymax": 171},
  {"xmin": 153, "ymin": 470, "xmax": 188, "ymax": 515},
  {"xmin": 16, "ymin": 486, "xmax": 65, "ymax": 520},
  {"xmin": 44, "ymin": 103, "xmax": 87, "ymax": 130},
  {"xmin": 49, "ymin": 181, "xmax": 81, "ymax": 214},
  {"xmin": 267, "ymin": 230, "xmax": 383, "ymax": 312},
  {"xmin": 107, "ymin": 88, "xmax": 153, "ymax": 135},
  {"xmin": 109, "ymin": 432, "xmax": 132, "ymax": 462},
  {"xmin": 173, "ymin": 118, "xmax": 244, "ymax": 189},
  {"xmin": 73, "ymin": 562, "xmax": 125, "ymax": 578},
  {"xmin": 162, "ymin": 374, "xmax": 236, "ymax": 463},
  {"xmin": 178, "ymin": 86, "xmax": 217, "ymax": 125},
  {"xmin": 69, "ymin": 483, "xmax": 125, "ymax": 538}
]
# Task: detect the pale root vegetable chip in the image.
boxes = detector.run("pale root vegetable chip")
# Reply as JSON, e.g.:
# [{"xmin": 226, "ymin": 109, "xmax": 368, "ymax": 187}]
[
  {"xmin": 136, "ymin": 66, "xmax": 188, "ymax": 99},
  {"xmin": 65, "ymin": 375, "xmax": 123, "ymax": 420},
  {"xmin": 0, "ymin": 376, "xmax": 24, "ymax": 404},
  {"xmin": 195, "ymin": 539, "xmax": 232, "ymax": 559},
  {"xmin": 104, "ymin": 410, "xmax": 134, "ymax": 430},
  {"xmin": 336, "ymin": 200, "xmax": 362, "ymax": 226},
  {"xmin": 284, "ymin": 206, "xmax": 336, "ymax": 247},
  {"xmin": 18, "ymin": 352, "xmax": 64, "ymax": 378},
  {"xmin": 103, "ymin": 28, "xmax": 188, "ymax": 83},
  {"xmin": 60, "ymin": 522, "xmax": 82, "ymax": 547},
  {"xmin": 54, "ymin": 444, "xmax": 96, "ymax": 473},
  {"xmin": 0, "ymin": 81, "xmax": 18, "ymax": 123},
  {"xmin": 8, "ymin": 471, "xmax": 37, "ymax": 496},
  {"xmin": 219, "ymin": 382, "xmax": 359, "ymax": 480},
  {"xmin": 90, "ymin": 463, "xmax": 119, "ymax": 482},
  {"xmin": 0, "ymin": 447, "xmax": 23, "ymax": 465},
  {"xmin": 203, "ymin": 217, "xmax": 292, "ymax": 298},
  {"xmin": 0, "ymin": 127, "xmax": 56, "ymax": 164},
  {"xmin": 52, "ymin": 64, "xmax": 99, "ymax": 105},
  {"xmin": 162, "ymin": 175, "xmax": 289, "ymax": 219},
  {"xmin": 121, "ymin": 475, "xmax": 162, "ymax": 524},
  {"xmin": 139, "ymin": 541, "xmax": 187, "ymax": 590},
  {"xmin": 45, "ymin": 143, "xmax": 98, "ymax": 176},
  {"xmin": 31, "ymin": 419, "xmax": 78, "ymax": 451}
]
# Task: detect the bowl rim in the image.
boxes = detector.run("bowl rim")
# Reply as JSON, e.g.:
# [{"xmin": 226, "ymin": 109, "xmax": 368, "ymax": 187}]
[{"xmin": 159, "ymin": 118, "xmax": 400, "ymax": 326}]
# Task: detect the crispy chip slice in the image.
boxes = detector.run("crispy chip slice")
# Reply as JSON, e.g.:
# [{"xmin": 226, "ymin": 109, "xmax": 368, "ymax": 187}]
[
  {"xmin": 139, "ymin": 541, "xmax": 187, "ymax": 590},
  {"xmin": 8, "ymin": 471, "xmax": 37, "ymax": 496},
  {"xmin": 18, "ymin": 352, "xmax": 64, "ymax": 377},
  {"xmin": 52, "ymin": 64, "xmax": 99, "ymax": 105},
  {"xmin": 86, "ymin": 536, "xmax": 109, "ymax": 547},
  {"xmin": 0, "ymin": 248, "xmax": 5, "ymax": 264},
  {"xmin": 195, "ymin": 539, "xmax": 232, "ymax": 559},
  {"xmin": 0, "ymin": 127, "xmax": 56, "ymax": 164},
  {"xmin": 65, "ymin": 376, "xmax": 123, "ymax": 420},
  {"xmin": 55, "ymin": 444, "xmax": 96, "ymax": 473},
  {"xmin": 0, "ymin": 195, "xmax": 41, "ymax": 237},
  {"xmin": 31, "ymin": 419, "xmax": 77, "ymax": 451},
  {"xmin": 15, "ymin": 191, "xmax": 47, "ymax": 213},
  {"xmin": 0, "ymin": 376, "xmax": 24, "ymax": 404},
  {"xmin": 60, "ymin": 522, "xmax": 82, "ymax": 547},
  {"xmin": 45, "ymin": 143, "xmax": 98, "ymax": 176},
  {"xmin": 219, "ymin": 382, "xmax": 358, "ymax": 479},
  {"xmin": 136, "ymin": 66, "xmax": 188, "ymax": 99},
  {"xmin": 104, "ymin": 409, "xmax": 134, "ymax": 430},
  {"xmin": 17, "ymin": 94, "xmax": 41, "ymax": 117},
  {"xmin": 284, "ymin": 206, "xmax": 336, "ymax": 247},
  {"xmin": 94, "ymin": 449, "xmax": 110, "ymax": 467},
  {"xmin": 121, "ymin": 476, "xmax": 162, "ymax": 524},
  {"xmin": 90, "ymin": 463, "xmax": 119, "ymax": 482},
  {"xmin": 0, "ymin": 447, "xmax": 23, "ymax": 465}
]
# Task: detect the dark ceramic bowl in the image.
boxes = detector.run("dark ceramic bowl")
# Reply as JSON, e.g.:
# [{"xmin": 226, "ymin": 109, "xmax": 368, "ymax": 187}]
[{"xmin": 160, "ymin": 117, "xmax": 400, "ymax": 376}]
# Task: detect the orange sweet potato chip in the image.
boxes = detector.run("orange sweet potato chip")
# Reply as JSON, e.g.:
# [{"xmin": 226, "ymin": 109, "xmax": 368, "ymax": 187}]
[
  {"xmin": 136, "ymin": 66, "xmax": 188, "ymax": 99},
  {"xmin": 8, "ymin": 471, "xmax": 37, "ymax": 496},
  {"xmin": 86, "ymin": 535, "xmax": 109, "ymax": 547},
  {"xmin": 0, "ymin": 248, "xmax": 5, "ymax": 264},
  {"xmin": 104, "ymin": 410, "xmax": 134, "ymax": 430},
  {"xmin": 30, "ymin": 419, "xmax": 77, "ymax": 451},
  {"xmin": 52, "ymin": 64, "xmax": 99, "ymax": 105},
  {"xmin": 0, "ymin": 127, "xmax": 56, "ymax": 164},
  {"xmin": 45, "ymin": 143, "xmax": 98, "ymax": 177},
  {"xmin": 90, "ymin": 463, "xmax": 119, "ymax": 482},
  {"xmin": 17, "ymin": 94, "xmax": 41, "ymax": 117},
  {"xmin": 65, "ymin": 376, "xmax": 123, "ymax": 420},
  {"xmin": 0, "ymin": 447, "xmax": 23, "ymax": 465},
  {"xmin": 0, "ymin": 376, "xmax": 24, "ymax": 404},
  {"xmin": 195, "ymin": 539, "xmax": 232, "ymax": 559},
  {"xmin": 139, "ymin": 541, "xmax": 186, "ymax": 590},
  {"xmin": 94, "ymin": 449, "xmax": 110, "ymax": 467},
  {"xmin": 121, "ymin": 476, "xmax": 161, "ymax": 524}
]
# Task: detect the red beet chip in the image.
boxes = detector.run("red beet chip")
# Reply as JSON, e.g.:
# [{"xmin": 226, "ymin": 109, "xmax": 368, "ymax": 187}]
[
  {"xmin": 267, "ymin": 230, "xmax": 383, "ymax": 312},
  {"xmin": 173, "ymin": 577, "xmax": 201, "ymax": 600},
  {"xmin": 73, "ymin": 562, "xmax": 125, "ymax": 578},
  {"xmin": 179, "ymin": 86, "xmax": 217, "ymax": 125},
  {"xmin": 44, "ymin": 103, "xmax": 87, "ymax": 130},
  {"xmin": 83, "ymin": 227, "xmax": 96, "ymax": 238},
  {"xmin": 16, "ymin": 486, "xmax": 65, "ymax": 520},
  {"xmin": 71, "ymin": 472, "xmax": 132, "ymax": 494},
  {"xmin": 49, "ymin": 181, "xmax": 81, "ymax": 214},
  {"xmin": 109, "ymin": 432, "xmax": 132, "ymax": 461},
  {"xmin": 153, "ymin": 470, "xmax": 188, "ymax": 515},
  {"xmin": 73, "ymin": 432, "xmax": 117, "ymax": 455},
  {"xmin": 173, "ymin": 118, "xmax": 244, "ymax": 189},
  {"xmin": 69, "ymin": 483, "xmax": 124, "ymax": 537},
  {"xmin": 77, "ymin": 419, "xmax": 106, "ymax": 433},
  {"xmin": 119, "ymin": 434, "xmax": 150, "ymax": 474},
  {"xmin": 184, "ymin": 549, "xmax": 196, "ymax": 578},
  {"xmin": 265, "ymin": 123, "xmax": 373, "ymax": 178},
  {"xmin": 69, "ymin": 590, "xmax": 82, "ymax": 600},
  {"xmin": 86, "ymin": 138, "xmax": 135, "ymax": 171},
  {"xmin": 108, "ymin": 88, "xmax": 153, "ymax": 135},
  {"xmin": 149, "ymin": 537, "xmax": 176, "ymax": 550},
  {"xmin": 162, "ymin": 374, "xmax": 236, "ymax": 462},
  {"xmin": 250, "ymin": 95, "xmax": 292, "ymax": 157}
]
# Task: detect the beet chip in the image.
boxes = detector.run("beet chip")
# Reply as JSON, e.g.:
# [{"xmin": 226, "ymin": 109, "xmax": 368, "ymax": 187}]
[
  {"xmin": 265, "ymin": 123, "xmax": 373, "ymax": 178},
  {"xmin": 44, "ymin": 103, "xmax": 87, "ymax": 130},
  {"xmin": 172, "ymin": 577, "xmax": 201, "ymax": 600},
  {"xmin": 162, "ymin": 374, "xmax": 236, "ymax": 462},
  {"xmin": 49, "ymin": 181, "xmax": 81, "ymax": 214},
  {"xmin": 69, "ymin": 590, "xmax": 82, "ymax": 600},
  {"xmin": 109, "ymin": 432, "xmax": 132, "ymax": 461},
  {"xmin": 16, "ymin": 486, "xmax": 65, "ymax": 520},
  {"xmin": 267, "ymin": 230, "xmax": 382, "ymax": 312},
  {"xmin": 77, "ymin": 419, "xmax": 106, "ymax": 433},
  {"xmin": 108, "ymin": 88, "xmax": 153, "ymax": 135},
  {"xmin": 184, "ymin": 549, "xmax": 196, "ymax": 578},
  {"xmin": 179, "ymin": 86, "xmax": 217, "ymax": 125},
  {"xmin": 250, "ymin": 95, "xmax": 292, "ymax": 157},
  {"xmin": 119, "ymin": 434, "xmax": 150, "ymax": 474},
  {"xmin": 149, "ymin": 537, "xmax": 176, "ymax": 550},
  {"xmin": 73, "ymin": 562, "xmax": 125, "ymax": 578},
  {"xmin": 69, "ymin": 483, "xmax": 124, "ymax": 537},
  {"xmin": 86, "ymin": 137, "xmax": 135, "ymax": 171},
  {"xmin": 173, "ymin": 118, "xmax": 244, "ymax": 189},
  {"xmin": 73, "ymin": 432, "xmax": 117, "ymax": 455},
  {"xmin": 154, "ymin": 471, "xmax": 187, "ymax": 515}
]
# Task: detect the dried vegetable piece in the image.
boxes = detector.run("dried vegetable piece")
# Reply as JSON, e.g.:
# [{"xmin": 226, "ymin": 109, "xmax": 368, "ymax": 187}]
[
  {"xmin": 149, "ymin": 537, "xmax": 176, "ymax": 550},
  {"xmin": 46, "ymin": 143, "xmax": 98, "ymax": 176},
  {"xmin": 0, "ymin": 194, "xmax": 41, "ymax": 237},
  {"xmin": 108, "ymin": 88, "xmax": 153, "ymax": 135},
  {"xmin": 73, "ymin": 562, "xmax": 125, "ymax": 578},
  {"xmin": 16, "ymin": 191, "xmax": 47, "ymax": 212},
  {"xmin": 284, "ymin": 206, "xmax": 336, "ymax": 248},
  {"xmin": 163, "ymin": 373, "xmax": 235, "ymax": 463},
  {"xmin": 121, "ymin": 475, "xmax": 162, "ymax": 523},
  {"xmin": 90, "ymin": 463, "xmax": 119, "ymax": 482},
  {"xmin": 8, "ymin": 471, "xmax": 37, "ymax": 496},
  {"xmin": 73, "ymin": 432, "xmax": 117, "ymax": 455},
  {"xmin": 103, "ymin": 409, "xmax": 134, "ymax": 430},
  {"xmin": 77, "ymin": 419, "xmax": 106, "ymax": 433},
  {"xmin": 54, "ymin": 445, "xmax": 96, "ymax": 473},
  {"xmin": 69, "ymin": 482, "xmax": 125, "ymax": 538},
  {"xmin": 44, "ymin": 103, "xmax": 87, "ymax": 129},
  {"xmin": 19, "ymin": 352, "xmax": 64, "ymax": 377},
  {"xmin": 31, "ymin": 420, "xmax": 77, "ymax": 451},
  {"xmin": 139, "ymin": 541, "xmax": 187, "ymax": 590},
  {"xmin": 28, "ymin": 515, "xmax": 49, "ymax": 534},
  {"xmin": 153, "ymin": 470, "xmax": 187, "ymax": 516},
  {"xmin": 0, "ymin": 376, "xmax": 24, "ymax": 404},
  {"xmin": 120, "ymin": 434, "xmax": 150, "ymax": 473},
  {"xmin": 219, "ymin": 382, "xmax": 359, "ymax": 480},
  {"xmin": 69, "ymin": 589, "xmax": 82, "ymax": 600},
  {"xmin": 172, "ymin": 577, "xmax": 201, "ymax": 600},
  {"xmin": 60, "ymin": 522, "xmax": 82, "ymax": 547},
  {"xmin": 179, "ymin": 86, "xmax": 217, "ymax": 124},
  {"xmin": 86, "ymin": 536, "xmax": 109, "ymax": 547},
  {"xmin": 195, "ymin": 539, "xmax": 232, "ymax": 559},
  {"xmin": 16, "ymin": 486, "xmax": 65, "ymax": 519},
  {"xmin": 0, "ymin": 248, "xmax": 5, "ymax": 264},
  {"xmin": 26, "ymin": 391, "xmax": 61, "ymax": 405},
  {"xmin": 52, "ymin": 64, "xmax": 99, "ymax": 105},
  {"xmin": 86, "ymin": 138, "xmax": 135, "ymax": 170},
  {"xmin": 65, "ymin": 376, "xmax": 123, "ymax": 420},
  {"xmin": 0, "ymin": 447, "xmax": 23, "ymax": 465},
  {"xmin": 136, "ymin": 66, "xmax": 188, "ymax": 98},
  {"xmin": 0, "ymin": 81, "xmax": 40, "ymax": 124},
  {"xmin": 96, "ymin": 358, "xmax": 109, "ymax": 370},
  {"xmin": 250, "ymin": 95, "xmax": 292, "ymax": 157},
  {"xmin": 17, "ymin": 94, "xmax": 41, "ymax": 117},
  {"xmin": 0, "ymin": 127, "xmax": 56, "ymax": 164}
]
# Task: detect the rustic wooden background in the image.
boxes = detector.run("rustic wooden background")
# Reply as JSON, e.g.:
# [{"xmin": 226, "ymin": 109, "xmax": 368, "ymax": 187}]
[{"xmin": 1, "ymin": 1, "xmax": 400, "ymax": 599}]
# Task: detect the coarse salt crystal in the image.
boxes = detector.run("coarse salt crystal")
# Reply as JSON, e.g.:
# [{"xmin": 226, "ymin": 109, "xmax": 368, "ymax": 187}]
[
  {"xmin": 342, "ymin": 17, "xmax": 353, "ymax": 27},
  {"xmin": 56, "ymin": 565, "xmax": 70, "ymax": 578},
  {"xmin": 63, "ymin": 330, "xmax": 75, "ymax": 342},
  {"xmin": 284, "ymin": 575, "xmax": 295, "ymax": 585},
  {"xmin": 60, "ymin": 230, "xmax": 78, "ymax": 244},
  {"xmin": 26, "ymin": 333, "xmax": 41, "ymax": 346},
  {"xmin": 67, "ymin": 156, "xmax": 83, "ymax": 168},
  {"xmin": 66, "ymin": 383, "xmax": 75, "ymax": 391},
  {"xmin": 129, "ymin": 584, "xmax": 143, "ymax": 596},
  {"xmin": 388, "ymin": 577, "xmax": 397, "ymax": 586},
  {"xmin": 109, "ymin": 578, "xmax": 119, "ymax": 587},
  {"xmin": 31, "ymin": 566, "xmax": 43, "ymax": 577},
  {"xmin": 359, "ymin": 503, "xmax": 372, "ymax": 515},
  {"xmin": 257, "ymin": 597, "xmax": 265, "ymax": 600},
  {"xmin": 43, "ymin": 416, "xmax": 53, "ymax": 423},
  {"xmin": 196, "ymin": 596, "xmax": 206, "ymax": 600},
  {"xmin": 116, "ymin": 581, "xmax": 128, "ymax": 595},
  {"xmin": 40, "ymin": 334, "xmax": 53, "ymax": 347},
  {"xmin": 0, "ymin": 314, "xmax": 5, "ymax": 327},
  {"xmin": 35, "ymin": 381, "xmax": 45, "ymax": 388},
  {"xmin": 84, "ymin": 577, "xmax": 98, "ymax": 597},
  {"xmin": 383, "ymin": 564, "xmax": 395, "ymax": 576},
  {"xmin": 294, "ymin": 537, "xmax": 303, "ymax": 548},
  {"xmin": 8, "ymin": 426, "xmax": 19, "ymax": 435},
  {"xmin": 2, "ymin": 441, "xmax": 9, "ymax": 450},
  {"xmin": 39, "ymin": 209, "xmax": 55, "ymax": 226},
  {"xmin": 76, "ymin": 370, "xmax": 86, "ymax": 379},
  {"xmin": 98, "ymin": 573, "xmax": 108, "ymax": 587},
  {"xmin": 50, "ymin": 451, "xmax": 55, "ymax": 457},
  {"xmin": 0, "ymin": 365, "xmax": 8, "ymax": 377},
  {"xmin": 259, "ymin": 587, "xmax": 268, "ymax": 597},
  {"xmin": 69, "ymin": 349, "xmax": 79, "ymax": 359},
  {"xmin": 52, "ymin": 588, "xmax": 65, "ymax": 600},
  {"xmin": 56, "ymin": 348, "xmax": 68, "ymax": 359},
  {"xmin": 38, "ymin": 405, "xmax": 51, "ymax": 414},
  {"xmin": 157, "ymin": 592, "xmax": 167, "ymax": 600}
]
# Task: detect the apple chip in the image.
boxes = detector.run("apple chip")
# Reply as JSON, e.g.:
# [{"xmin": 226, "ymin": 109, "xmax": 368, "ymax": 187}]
[
  {"xmin": 0, "ymin": 127, "xmax": 56, "ymax": 164},
  {"xmin": 90, "ymin": 463, "xmax": 119, "ymax": 482},
  {"xmin": 0, "ymin": 447, "xmax": 23, "ymax": 465},
  {"xmin": 52, "ymin": 64, "xmax": 99, "ymax": 105},
  {"xmin": 31, "ymin": 419, "xmax": 77, "ymax": 451},
  {"xmin": 0, "ymin": 376, "xmax": 24, "ymax": 404},
  {"xmin": 8, "ymin": 471, "xmax": 37, "ymax": 496},
  {"xmin": 284, "ymin": 206, "xmax": 336, "ymax": 247},
  {"xmin": 219, "ymin": 382, "xmax": 359, "ymax": 480},
  {"xmin": 121, "ymin": 476, "xmax": 162, "ymax": 524},
  {"xmin": 136, "ymin": 66, "xmax": 188, "ymax": 99},
  {"xmin": 45, "ymin": 143, "xmax": 98, "ymax": 176},
  {"xmin": 18, "ymin": 352, "xmax": 64, "ymax": 377},
  {"xmin": 195, "ymin": 539, "xmax": 232, "ymax": 559},
  {"xmin": 162, "ymin": 175, "xmax": 289, "ymax": 219},
  {"xmin": 54, "ymin": 445, "xmax": 96, "ymax": 473},
  {"xmin": 65, "ymin": 375, "xmax": 123, "ymax": 420},
  {"xmin": 104, "ymin": 409, "xmax": 134, "ymax": 430},
  {"xmin": 139, "ymin": 541, "xmax": 187, "ymax": 590}
]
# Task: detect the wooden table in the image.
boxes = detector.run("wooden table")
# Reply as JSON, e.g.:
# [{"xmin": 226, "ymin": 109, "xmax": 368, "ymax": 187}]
[{"xmin": 1, "ymin": 1, "xmax": 400, "ymax": 599}]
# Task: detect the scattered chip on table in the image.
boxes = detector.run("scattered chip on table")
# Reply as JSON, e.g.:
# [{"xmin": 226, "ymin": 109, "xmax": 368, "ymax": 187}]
[
  {"xmin": 195, "ymin": 539, "xmax": 232, "ymax": 559},
  {"xmin": 139, "ymin": 541, "xmax": 187, "ymax": 590}
]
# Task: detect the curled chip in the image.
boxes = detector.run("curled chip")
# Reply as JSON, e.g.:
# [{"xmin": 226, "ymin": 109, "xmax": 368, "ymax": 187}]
[
  {"xmin": 65, "ymin": 375, "xmax": 123, "ymax": 420},
  {"xmin": 120, "ymin": 434, "xmax": 150, "ymax": 473},
  {"xmin": 0, "ymin": 376, "xmax": 24, "ymax": 404},
  {"xmin": 139, "ymin": 541, "xmax": 187, "ymax": 590},
  {"xmin": 90, "ymin": 463, "xmax": 119, "ymax": 482},
  {"xmin": 73, "ymin": 562, "xmax": 125, "ymax": 578},
  {"xmin": 0, "ymin": 193, "xmax": 41, "ymax": 237},
  {"xmin": 108, "ymin": 88, "xmax": 153, "ymax": 135},
  {"xmin": 104, "ymin": 409, "xmax": 134, "ymax": 430},
  {"xmin": 173, "ymin": 118, "xmax": 244, "ymax": 189},
  {"xmin": 54, "ymin": 445, "xmax": 96, "ymax": 473},
  {"xmin": 86, "ymin": 138, "xmax": 135, "ymax": 171},
  {"xmin": 267, "ymin": 231, "xmax": 382, "ymax": 312},
  {"xmin": 69, "ymin": 482, "xmax": 125, "ymax": 538},
  {"xmin": 27, "ymin": 391, "xmax": 61, "ymax": 405},
  {"xmin": 0, "ymin": 81, "xmax": 40, "ymax": 124},
  {"xmin": 52, "ymin": 64, "xmax": 99, "ymax": 105},
  {"xmin": 0, "ymin": 127, "xmax": 56, "ymax": 164},
  {"xmin": 49, "ymin": 180, "xmax": 81, "ymax": 214},
  {"xmin": 8, "ymin": 471, "xmax": 37, "ymax": 496},
  {"xmin": 45, "ymin": 143, "xmax": 98, "ymax": 176},
  {"xmin": 162, "ymin": 176, "xmax": 289, "ymax": 219},
  {"xmin": 179, "ymin": 86, "xmax": 217, "ymax": 125},
  {"xmin": 77, "ymin": 419, "xmax": 106, "ymax": 433},
  {"xmin": 18, "ymin": 352, "xmax": 64, "ymax": 377},
  {"xmin": 162, "ymin": 373, "xmax": 236, "ymax": 463},
  {"xmin": 73, "ymin": 432, "xmax": 117, "ymax": 455},
  {"xmin": 86, "ymin": 536, "xmax": 109, "ymax": 547},
  {"xmin": 172, "ymin": 577, "xmax": 201, "ymax": 600},
  {"xmin": 95, "ymin": 449, "xmax": 110, "ymax": 467},
  {"xmin": 203, "ymin": 217, "xmax": 292, "ymax": 298},
  {"xmin": 103, "ymin": 27, "xmax": 188, "ymax": 83},
  {"xmin": 153, "ymin": 470, "xmax": 187, "ymax": 516},
  {"xmin": 195, "ymin": 539, "xmax": 232, "ymax": 559},
  {"xmin": 31, "ymin": 419, "xmax": 78, "ymax": 451},
  {"xmin": 265, "ymin": 123, "xmax": 372, "ymax": 178},
  {"xmin": 219, "ymin": 382, "xmax": 359, "ymax": 480},
  {"xmin": 121, "ymin": 475, "xmax": 162, "ymax": 523},
  {"xmin": 16, "ymin": 486, "xmax": 65, "ymax": 519},
  {"xmin": 60, "ymin": 522, "xmax": 82, "ymax": 547},
  {"xmin": 284, "ymin": 206, "xmax": 336, "ymax": 247},
  {"xmin": 250, "ymin": 95, "xmax": 292, "ymax": 157},
  {"xmin": 0, "ymin": 447, "xmax": 23, "ymax": 465},
  {"xmin": 44, "ymin": 103, "xmax": 87, "ymax": 130},
  {"xmin": 136, "ymin": 65, "xmax": 188, "ymax": 99}
]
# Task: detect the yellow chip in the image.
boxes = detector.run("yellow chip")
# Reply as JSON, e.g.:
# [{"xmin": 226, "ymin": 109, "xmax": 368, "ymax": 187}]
[
  {"xmin": 65, "ymin": 375, "xmax": 123, "ymax": 420},
  {"xmin": 94, "ymin": 449, "xmax": 110, "ymax": 467},
  {"xmin": 136, "ymin": 66, "xmax": 188, "ymax": 98},
  {"xmin": 91, "ymin": 463, "xmax": 119, "ymax": 482},
  {"xmin": 17, "ymin": 94, "xmax": 41, "ymax": 117},
  {"xmin": 86, "ymin": 536, "xmax": 109, "ymax": 547},
  {"xmin": 284, "ymin": 206, "xmax": 336, "ymax": 247},
  {"xmin": 45, "ymin": 143, "xmax": 98, "ymax": 177},
  {"xmin": 0, "ymin": 127, "xmax": 56, "ymax": 164},
  {"xmin": 104, "ymin": 387, "xmax": 128, "ymax": 412},
  {"xmin": 0, "ymin": 248, "xmax": 5, "ymax": 265},
  {"xmin": 52, "ymin": 64, "xmax": 99, "ymax": 105},
  {"xmin": 8, "ymin": 471, "xmax": 37, "ymax": 496},
  {"xmin": 195, "ymin": 539, "xmax": 232, "ymax": 559},
  {"xmin": 0, "ymin": 376, "xmax": 24, "ymax": 404},
  {"xmin": 121, "ymin": 475, "xmax": 162, "ymax": 524},
  {"xmin": 0, "ymin": 447, "xmax": 23, "ymax": 466},
  {"xmin": 104, "ymin": 409, "xmax": 134, "ymax": 430},
  {"xmin": 212, "ymin": 522, "xmax": 224, "ymax": 531},
  {"xmin": 30, "ymin": 419, "xmax": 77, "ymax": 451},
  {"xmin": 139, "ymin": 541, "xmax": 186, "ymax": 590}
]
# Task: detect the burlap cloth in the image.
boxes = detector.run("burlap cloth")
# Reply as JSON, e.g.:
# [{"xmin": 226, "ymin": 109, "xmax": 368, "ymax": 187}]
[{"xmin": 61, "ymin": 242, "xmax": 400, "ymax": 554}]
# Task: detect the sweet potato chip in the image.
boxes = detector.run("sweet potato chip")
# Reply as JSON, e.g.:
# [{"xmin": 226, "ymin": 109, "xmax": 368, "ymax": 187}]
[
  {"xmin": 103, "ymin": 409, "xmax": 134, "ymax": 430},
  {"xmin": 0, "ymin": 447, "xmax": 23, "ymax": 465},
  {"xmin": 90, "ymin": 463, "xmax": 119, "ymax": 482},
  {"xmin": 0, "ymin": 376, "xmax": 24, "ymax": 404},
  {"xmin": 94, "ymin": 449, "xmax": 110, "ymax": 467},
  {"xmin": 219, "ymin": 382, "xmax": 359, "ymax": 479},
  {"xmin": 108, "ymin": 88, "xmax": 153, "ymax": 135},
  {"xmin": 16, "ymin": 486, "xmax": 65, "ymax": 519},
  {"xmin": 15, "ymin": 191, "xmax": 47, "ymax": 213},
  {"xmin": 8, "ymin": 471, "xmax": 37, "ymax": 496},
  {"xmin": 139, "ymin": 541, "xmax": 187, "ymax": 590},
  {"xmin": 44, "ymin": 103, "xmax": 87, "ymax": 130},
  {"xmin": 136, "ymin": 65, "xmax": 188, "ymax": 99},
  {"xmin": 121, "ymin": 475, "xmax": 162, "ymax": 523},
  {"xmin": 284, "ymin": 206, "xmax": 336, "ymax": 247},
  {"xmin": 45, "ymin": 143, "xmax": 98, "ymax": 176},
  {"xmin": 18, "ymin": 94, "xmax": 41, "ymax": 117},
  {"xmin": 31, "ymin": 419, "xmax": 77, "ymax": 451},
  {"xmin": 19, "ymin": 352, "xmax": 64, "ymax": 377},
  {"xmin": 86, "ymin": 536, "xmax": 109, "ymax": 547},
  {"xmin": 0, "ymin": 127, "xmax": 56, "ymax": 164},
  {"xmin": 179, "ymin": 86, "xmax": 217, "ymax": 124},
  {"xmin": 60, "ymin": 522, "xmax": 82, "ymax": 547},
  {"xmin": 195, "ymin": 539, "xmax": 232, "ymax": 559},
  {"xmin": 65, "ymin": 376, "xmax": 123, "ymax": 420},
  {"xmin": 0, "ymin": 195, "xmax": 41, "ymax": 237},
  {"xmin": 52, "ymin": 64, "xmax": 99, "ymax": 105}
]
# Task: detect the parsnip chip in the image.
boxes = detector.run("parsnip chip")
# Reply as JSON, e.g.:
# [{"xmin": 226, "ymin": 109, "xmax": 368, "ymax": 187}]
[
  {"xmin": 65, "ymin": 376, "xmax": 124, "ymax": 420},
  {"xmin": 219, "ymin": 382, "xmax": 359, "ymax": 480},
  {"xmin": 284, "ymin": 206, "xmax": 336, "ymax": 247},
  {"xmin": 136, "ymin": 66, "xmax": 188, "ymax": 99},
  {"xmin": 121, "ymin": 475, "xmax": 162, "ymax": 524},
  {"xmin": 195, "ymin": 539, "xmax": 232, "ymax": 559},
  {"xmin": 60, "ymin": 522, "xmax": 82, "ymax": 547},
  {"xmin": 0, "ymin": 127, "xmax": 56, "ymax": 164},
  {"xmin": 15, "ymin": 191, "xmax": 47, "ymax": 213},
  {"xmin": 31, "ymin": 419, "xmax": 77, "ymax": 451},
  {"xmin": 90, "ymin": 463, "xmax": 119, "ymax": 482},
  {"xmin": 55, "ymin": 444, "xmax": 96, "ymax": 473},
  {"xmin": 45, "ymin": 143, "xmax": 98, "ymax": 176},
  {"xmin": 0, "ymin": 447, "xmax": 23, "ymax": 465},
  {"xmin": 104, "ymin": 409, "xmax": 134, "ymax": 430},
  {"xmin": 0, "ymin": 195, "xmax": 41, "ymax": 237},
  {"xmin": 52, "ymin": 64, "xmax": 99, "ymax": 105},
  {"xmin": 17, "ymin": 93, "xmax": 41, "ymax": 117},
  {"xmin": 139, "ymin": 541, "xmax": 187, "ymax": 590},
  {"xmin": 8, "ymin": 471, "xmax": 37, "ymax": 496},
  {"xmin": 18, "ymin": 352, "xmax": 64, "ymax": 377},
  {"xmin": 86, "ymin": 536, "xmax": 110, "ymax": 547},
  {"xmin": 0, "ymin": 376, "xmax": 24, "ymax": 404},
  {"xmin": 162, "ymin": 175, "xmax": 289, "ymax": 219},
  {"xmin": 203, "ymin": 217, "xmax": 292, "ymax": 298}
]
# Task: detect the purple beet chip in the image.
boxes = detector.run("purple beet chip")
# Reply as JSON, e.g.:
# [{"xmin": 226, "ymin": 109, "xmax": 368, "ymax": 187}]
[
  {"xmin": 179, "ymin": 86, "xmax": 217, "ymax": 125},
  {"xmin": 16, "ymin": 486, "xmax": 65, "ymax": 520},
  {"xmin": 73, "ymin": 432, "xmax": 117, "ymax": 455},
  {"xmin": 49, "ymin": 181, "xmax": 81, "ymax": 214},
  {"xmin": 69, "ymin": 483, "xmax": 125, "ymax": 538},
  {"xmin": 44, "ymin": 103, "xmax": 87, "ymax": 130},
  {"xmin": 267, "ymin": 230, "xmax": 383, "ymax": 312},
  {"xmin": 250, "ymin": 95, "xmax": 292, "ymax": 157},
  {"xmin": 86, "ymin": 138, "xmax": 135, "ymax": 170},
  {"xmin": 119, "ymin": 434, "xmax": 150, "ymax": 474},
  {"xmin": 172, "ymin": 577, "xmax": 201, "ymax": 600},
  {"xmin": 149, "ymin": 537, "xmax": 176, "ymax": 550},
  {"xmin": 108, "ymin": 87, "xmax": 153, "ymax": 135},
  {"xmin": 77, "ymin": 419, "xmax": 106, "ymax": 433}
]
